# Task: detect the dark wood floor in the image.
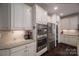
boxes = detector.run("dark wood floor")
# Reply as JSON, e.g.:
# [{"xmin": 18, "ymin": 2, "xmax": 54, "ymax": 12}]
[{"xmin": 42, "ymin": 43, "xmax": 77, "ymax": 56}]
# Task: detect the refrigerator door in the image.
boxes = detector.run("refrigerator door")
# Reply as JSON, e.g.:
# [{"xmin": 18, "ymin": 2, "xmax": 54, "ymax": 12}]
[
  {"xmin": 56, "ymin": 25, "xmax": 58, "ymax": 46},
  {"xmin": 47, "ymin": 23, "xmax": 56, "ymax": 50}
]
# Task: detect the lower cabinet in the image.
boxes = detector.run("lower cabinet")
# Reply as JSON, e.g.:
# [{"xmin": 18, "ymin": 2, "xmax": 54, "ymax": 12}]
[
  {"xmin": 26, "ymin": 42, "xmax": 36, "ymax": 56},
  {"xmin": 0, "ymin": 42, "xmax": 36, "ymax": 56},
  {"xmin": 11, "ymin": 49, "xmax": 28, "ymax": 56},
  {"xmin": 60, "ymin": 35, "xmax": 77, "ymax": 46},
  {"xmin": 0, "ymin": 50, "xmax": 10, "ymax": 56}
]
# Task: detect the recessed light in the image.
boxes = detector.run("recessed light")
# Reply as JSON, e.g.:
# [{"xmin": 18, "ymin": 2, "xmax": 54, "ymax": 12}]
[
  {"xmin": 60, "ymin": 13, "xmax": 64, "ymax": 16},
  {"xmin": 54, "ymin": 6, "xmax": 58, "ymax": 10}
]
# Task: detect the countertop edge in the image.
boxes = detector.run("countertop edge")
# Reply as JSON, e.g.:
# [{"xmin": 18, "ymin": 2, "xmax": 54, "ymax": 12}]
[{"xmin": 0, "ymin": 40, "xmax": 35, "ymax": 50}]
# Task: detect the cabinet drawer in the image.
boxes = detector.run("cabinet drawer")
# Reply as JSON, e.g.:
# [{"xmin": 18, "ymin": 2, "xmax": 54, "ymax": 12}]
[
  {"xmin": 10, "ymin": 49, "xmax": 28, "ymax": 56},
  {"xmin": 10, "ymin": 45, "xmax": 26, "ymax": 53}
]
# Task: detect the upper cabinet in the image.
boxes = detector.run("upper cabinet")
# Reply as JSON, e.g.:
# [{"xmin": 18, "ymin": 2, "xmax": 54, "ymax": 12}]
[
  {"xmin": 0, "ymin": 4, "xmax": 11, "ymax": 30},
  {"xmin": 0, "ymin": 3, "xmax": 32, "ymax": 30},
  {"xmin": 47, "ymin": 16, "xmax": 52, "ymax": 23},
  {"xmin": 33, "ymin": 5, "xmax": 48, "ymax": 25},
  {"xmin": 69, "ymin": 16, "xmax": 78, "ymax": 30},
  {"xmin": 61, "ymin": 15, "xmax": 79, "ymax": 30},
  {"xmin": 61, "ymin": 18, "xmax": 70, "ymax": 30},
  {"xmin": 23, "ymin": 4, "xmax": 32, "ymax": 30},
  {"xmin": 11, "ymin": 4, "xmax": 24, "ymax": 30}
]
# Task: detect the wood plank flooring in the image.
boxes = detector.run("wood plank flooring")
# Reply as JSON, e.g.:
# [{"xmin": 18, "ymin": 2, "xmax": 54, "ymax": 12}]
[{"xmin": 42, "ymin": 43, "xmax": 77, "ymax": 56}]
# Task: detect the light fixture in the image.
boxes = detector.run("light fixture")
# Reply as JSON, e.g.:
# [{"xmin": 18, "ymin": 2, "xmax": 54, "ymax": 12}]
[
  {"xmin": 60, "ymin": 13, "xmax": 64, "ymax": 16},
  {"xmin": 54, "ymin": 6, "xmax": 58, "ymax": 10}
]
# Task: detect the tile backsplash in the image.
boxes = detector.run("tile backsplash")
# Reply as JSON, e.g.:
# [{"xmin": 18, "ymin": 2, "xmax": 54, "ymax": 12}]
[{"xmin": 0, "ymin": 30, "xmax": 26, "ymax": 45}]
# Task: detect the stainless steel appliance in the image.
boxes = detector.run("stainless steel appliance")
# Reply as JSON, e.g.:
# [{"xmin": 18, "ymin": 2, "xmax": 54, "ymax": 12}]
[
  {"xmin": 37, "ymin": 24, "xmax": 47, "ymax": 35},
  {"xmin": 47, "ymin": 23, "xmax": 56, "ymax": 50},
  {"xmin": 36, "ymin": 24, "xmax": 47, "ymax": 52},
  {"xmin": 56, "ymin": 25, "xmax": 58, "ymax": 46},
  {"xmin": 37, "ymin": 36, "xmax": 47, "ymax": 52}
]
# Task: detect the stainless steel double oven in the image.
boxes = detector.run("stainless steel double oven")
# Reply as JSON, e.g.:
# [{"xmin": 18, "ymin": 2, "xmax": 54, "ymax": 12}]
[{"xmin": 36, "ymin": 24, "xmax": 47, "ymax": 52}]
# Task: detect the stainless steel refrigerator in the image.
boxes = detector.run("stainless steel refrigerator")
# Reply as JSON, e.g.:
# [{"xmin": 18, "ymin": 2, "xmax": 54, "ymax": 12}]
[{"xmin": 47, "ymin": 23, "xmax": 57, "ymax": 50}]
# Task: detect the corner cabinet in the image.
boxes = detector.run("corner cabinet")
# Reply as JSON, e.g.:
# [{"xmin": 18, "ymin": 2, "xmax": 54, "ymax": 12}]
[{"xmin": 0, "ymin": 3, "xmax": 32, "ymax": 30}]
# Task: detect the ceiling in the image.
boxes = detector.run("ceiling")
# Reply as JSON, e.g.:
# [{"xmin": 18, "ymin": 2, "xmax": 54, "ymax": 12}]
[{"xmin": 28, "ymin": 3, "xmax": 79, "ymax": 16}]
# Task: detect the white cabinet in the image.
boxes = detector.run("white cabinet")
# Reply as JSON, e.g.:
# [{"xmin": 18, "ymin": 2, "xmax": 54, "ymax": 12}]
[
  {"xmin": 33, "ymin": 5, "xmax": 47, "ymax": 25},
  {"xmin": 77, "ymin": 45, "xmax": 79, "ymax": 55},
  {"xmin": 11, "ymin": 4, "xmax": 32, "ymax": 30},
  {"xmin": 24, "ymin": 4, "xmax": 32, "ymax": 30},
  {"xmin": 0, "ymin": 4, "xmax": 24, "ymax": 30},
  {"xmin": 11, "ymin": 49, "xmax": 27, "ymax": 56},
  {"xmin": 61, "ymin": 15, "xmax": 78, "ymax": 30},
  {"xmin": 68, "ymin": 36, "xmax": 77, "ymax": 46},
  {"xmin": 10, "ymin": 44, "xmax": 28, "ymax": 56},
  {"xmin": 41, "ymin": 11, "xmax": 47, "ymax": 24},
  {"xmin": 0, "ymin": 50, "xmax": 10, "ymax": 56},
  {"xmin": 0, "ymin": 4, "xmax": 11, "ymax": 30},
  {"xmin": 77, "ymin": 39, "xmax": 79, "ymax": 55},
  {"xmin": 10, "ymin": 42, "xmax": 36, "ymax": 56},
  {"xmin": 61, "ymin": 18, "xmax": 70, "ymax": 30},
  {"xmin": 26, "ymin": 42, "xmax": 36, "ymax": 56},
  {"xmin": 0, "ymin": 42, "xmax": 36, "ymax": 56},
  {"xmin": 70, "ymin": 16, "xmax": 78, "ymax": 30},
  {"xmin": 0, "ymin": 4, "xmax": 32, "ymax": 30},
  {"xmin": 60, "ymin": 35, "xmax": 77, "ymax": 46},
  {"xmin": 11, "ymin": 4, "xmax": 24, "ymax": 30},
  {"xmin": 47, "ymin": 16, "xmax": 52, "ymax": 23}
]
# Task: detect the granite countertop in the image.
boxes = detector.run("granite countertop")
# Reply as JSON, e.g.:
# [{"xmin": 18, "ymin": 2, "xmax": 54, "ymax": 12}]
[{"xmin": 0, "ymin": 40, "xmax": 35, "ymax": 50}]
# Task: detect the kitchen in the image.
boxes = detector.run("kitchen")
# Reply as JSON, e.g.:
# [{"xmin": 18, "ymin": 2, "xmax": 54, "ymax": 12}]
[{"xmin": 0, "ymin": 3, "xmax": 79, "ymax": 56}]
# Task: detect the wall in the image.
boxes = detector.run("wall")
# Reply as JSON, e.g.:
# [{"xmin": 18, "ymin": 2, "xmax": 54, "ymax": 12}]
[{"xmin": 0, "ymin": 30, "xmax": 25, "ymax": 45}]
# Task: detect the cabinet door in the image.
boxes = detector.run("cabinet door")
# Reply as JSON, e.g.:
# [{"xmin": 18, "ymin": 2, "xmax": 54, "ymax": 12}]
[
  {"xmin": 69, "ymin": 36, "xmax": 77, "ymax": 46},
  {"xmin": 11, "ymin": 49, "xmax": 28, "ymax": 56},
  {"xmin": 26, "ymin": 42, "xmax": 36, "ymax": 56},
  {"xmin": 77, "ymin": 39, "xmax": 79, "ymax": 55},
  {"xmin": 11, "ymin": 4, "xmax": 24, "ymax": 29},
  {"xmin": 10, "ymin": 44, "xmax": 28, "ymax": 56},
  {"xmin": 0, "ymin": 4, "xmax": 10, "ymax": 30},
  {"xmin": 24, "ymin": 4, "xmax": 32, "ymax": 30},
  {"xmin": 36, "ymin": 5, "xmax": 46, "ymax": 24},
  {"xmin": 42, "ymin": 11, "xmax": 47, "ymax": 25},
  {"xmin": 0, "ymin": 50, "xmax": 10, "ymax": 56},
  {"xmin": 70, "ymin": 16, "xmax": 78, "ymax": 30},
  {"xmin": 61, "ymin": 18, "xmax": 70, "ymax": 30},
  {"xmin": 60, "ymin": 35, "xmax": 65, "ymax": 43}
]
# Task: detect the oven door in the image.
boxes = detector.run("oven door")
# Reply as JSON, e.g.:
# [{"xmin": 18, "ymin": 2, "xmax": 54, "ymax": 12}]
[
  {"xmin": 37, "ymin": 37, "xmax": 47, "ymax": 52},
  {"xmin": 37, "ymin": 24, "xmax": 47, "ymax": 35}
]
